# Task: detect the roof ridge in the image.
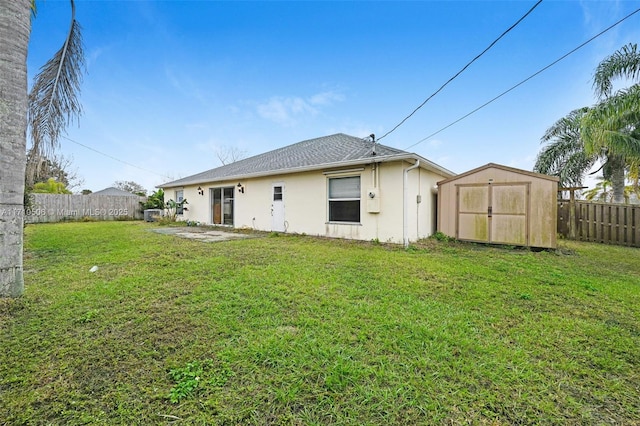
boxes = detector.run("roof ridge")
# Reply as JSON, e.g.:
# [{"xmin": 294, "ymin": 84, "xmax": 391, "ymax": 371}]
[{"xmin": 161, "ymin": 133, "xmax": 411, "ymax": 187}]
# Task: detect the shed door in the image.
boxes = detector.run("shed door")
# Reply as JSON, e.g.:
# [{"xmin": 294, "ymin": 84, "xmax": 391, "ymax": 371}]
[
  {"xmin": 456, "ymin": 183, "xmax": 529, "ymax": 245},
  {"xmin": 457, "ymin": 185, "xmax": 489, "ymax": 242},
  {"xmin": 491, "ymin": 184, "xmax": 528, "ymax": 245}
]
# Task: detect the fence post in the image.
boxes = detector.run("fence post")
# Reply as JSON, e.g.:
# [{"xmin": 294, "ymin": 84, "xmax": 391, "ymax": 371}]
[{"xmin": 559, "ymin": 187, "xmax": 585, "ymax": 240}]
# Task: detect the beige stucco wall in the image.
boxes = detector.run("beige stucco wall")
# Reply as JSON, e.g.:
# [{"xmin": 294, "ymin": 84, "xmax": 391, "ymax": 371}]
[
  {"xmin": 437, "ymin": 164, "xmax": 558, "ymax": 248},
  {"xmin": 168, "ymin": 160, "xmax": 446, "ymax": 244}
]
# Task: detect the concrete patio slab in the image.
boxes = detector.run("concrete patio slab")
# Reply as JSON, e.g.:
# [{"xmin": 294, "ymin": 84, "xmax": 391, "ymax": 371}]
[{"xmin": 150, "ymin": 227, "xmax": 257, "ymax": 242}]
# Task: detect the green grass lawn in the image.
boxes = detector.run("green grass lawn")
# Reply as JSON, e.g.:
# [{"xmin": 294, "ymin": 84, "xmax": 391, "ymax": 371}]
[{"xmin": 1, "ymin": 221, "xmax": 639, "ymax": 425}]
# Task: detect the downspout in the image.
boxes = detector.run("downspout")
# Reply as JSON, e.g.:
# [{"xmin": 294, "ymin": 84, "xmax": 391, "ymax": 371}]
[{"xmin": 403, "ymin": 160, "xmax": 420, "ymax": 248}]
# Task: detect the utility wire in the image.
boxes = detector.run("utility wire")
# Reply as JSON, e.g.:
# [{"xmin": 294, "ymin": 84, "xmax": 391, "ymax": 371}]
[
  {"xmin": 61, "ymin": 135, "xmax": 173, "ymax": 180},
  {"xmin": 404, "ymin": 6, "xmax": 640, "ymax": 151},
  {"xmin": 377, "ymin": 0, "xmax": 544, "ymax": 142}
]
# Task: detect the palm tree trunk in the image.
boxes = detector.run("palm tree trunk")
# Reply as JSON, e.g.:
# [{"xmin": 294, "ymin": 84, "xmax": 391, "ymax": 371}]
[
  {"xmin": 609, "ymin": 156, "xmax": 626, "ymax": 204},
  {"xmin": 0, "ymin": 1, "xmax": 31, "ymax": 297}
]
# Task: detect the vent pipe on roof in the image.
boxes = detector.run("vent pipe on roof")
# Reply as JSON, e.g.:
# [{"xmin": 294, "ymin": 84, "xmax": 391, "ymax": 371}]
[{"xmin": 370, "ymin": 133, "xmax": 376, "ymax": 156}]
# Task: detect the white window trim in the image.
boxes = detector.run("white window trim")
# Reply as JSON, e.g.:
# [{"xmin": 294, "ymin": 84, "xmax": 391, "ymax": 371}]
[{"xmin": 327, "ymin": 175, "xmax": 361, "ymax": 224}]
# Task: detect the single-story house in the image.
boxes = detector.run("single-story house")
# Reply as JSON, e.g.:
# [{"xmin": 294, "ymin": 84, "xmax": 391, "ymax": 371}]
[{"xmin": 160, "ymin": 133, "xmax": 455, "ymax": 245}]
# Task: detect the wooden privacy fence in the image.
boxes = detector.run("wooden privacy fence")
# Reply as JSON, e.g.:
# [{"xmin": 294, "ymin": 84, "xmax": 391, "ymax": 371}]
[
  {"xmin": 25, "ymin": 193, "xmax": 146, "ymax": 223},
  {"xmin": 558, "ymin": 199, "xmax": 640, "ymax": 247}
]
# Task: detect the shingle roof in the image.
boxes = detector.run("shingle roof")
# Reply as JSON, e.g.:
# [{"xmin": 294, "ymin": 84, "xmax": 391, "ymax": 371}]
[
  {"xmin": 161, "ymin": 133, "xmax": 451, "ymax": 187},
  {"xmin": 91, "ymin": 187, "xmax": 142, "ymax": 196}
]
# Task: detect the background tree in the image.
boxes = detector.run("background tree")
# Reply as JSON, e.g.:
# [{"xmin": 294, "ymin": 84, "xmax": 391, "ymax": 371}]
[
  {"xmin": 26, "ymin": 151, "xmax": 84, "ymax": 190},
  {"xmin": 0, "ymin": 0, "xmax": 84, "ymax": 298},
  {"xmin": 31, "ymin": 178, "xmax": 72, "ymax": 194},
  {"xmin": 582, "ymin": 177, "xmax": 614, "ymax": 203},
  {"xmin": 583, "ymin": 176, "xmax": 635, "ymax": 204},
  {"xmin": 216, "ymin": 146, "xmax": 247, "ymax": 165},
  {"xmin": 141, "ymin": 189, "xmax": 165, "ymax": 210},
  {"xmin": 113, "ymin": 180, "xmax": 147, "ymax": 196}
]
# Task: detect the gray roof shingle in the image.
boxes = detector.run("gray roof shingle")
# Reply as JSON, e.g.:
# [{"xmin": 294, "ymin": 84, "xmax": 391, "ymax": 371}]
[
  {"xmin": 91, "ymin": 187, "xmax": 142, "ymax": 196},
  {"xmin": 161, "ymin": 133, "xmax": 447, "ymax": 187}
]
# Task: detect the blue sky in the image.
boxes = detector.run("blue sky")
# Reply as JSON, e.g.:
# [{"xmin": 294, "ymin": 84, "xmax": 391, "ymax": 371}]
[{"xmin": 27, "ymin": 0, "xmax": 640, "ymax": 193}]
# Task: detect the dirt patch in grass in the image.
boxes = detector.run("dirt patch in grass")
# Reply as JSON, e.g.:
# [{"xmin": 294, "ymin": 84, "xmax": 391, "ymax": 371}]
[{"xmin": 150, "ymin": 226, "xmax": 261, "ymax": 242}]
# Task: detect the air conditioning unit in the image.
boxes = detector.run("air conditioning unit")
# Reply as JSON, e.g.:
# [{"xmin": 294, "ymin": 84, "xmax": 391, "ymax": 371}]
[{"xmin": 144, "ymin": 209, "xmax": 163, "ymax": 222}]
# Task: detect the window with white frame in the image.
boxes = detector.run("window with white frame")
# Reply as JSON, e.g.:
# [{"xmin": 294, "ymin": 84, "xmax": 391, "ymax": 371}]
[
  {"xmin": 328, "ymin": 176, "xmax": 361, "ymax": 223},
  {"xmin": 273, "ymin": 185, "xmax": 283, "ymax": 201}
]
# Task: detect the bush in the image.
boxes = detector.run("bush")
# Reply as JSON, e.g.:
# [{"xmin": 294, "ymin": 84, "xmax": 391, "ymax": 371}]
[
  {"xmin": 430, "ymin": 231, "xmax": 454, "ymax": 242},
  {"xmin": 141, "ymin": 189, "xmax": 164, "ymax": 210}
]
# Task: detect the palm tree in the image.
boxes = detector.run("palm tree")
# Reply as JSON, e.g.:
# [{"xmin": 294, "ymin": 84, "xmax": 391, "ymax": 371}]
[
  {"xmin": 0, "ymin": 0, "xmax": 84, "ymax": 297},
  {"xmin": 535, "ymin": 44, "xmax": 640, "ymax": 204},
  {"xmin": 581, "ymin": 86, "xmax": 640, "ymax": 203},
  {"xmin": 581, "ymin": 43, "xmax": 640, "ymax": 203},
  {"xmin": 0, "ymin": 0, "xmax": 31, "ymax": 297}
]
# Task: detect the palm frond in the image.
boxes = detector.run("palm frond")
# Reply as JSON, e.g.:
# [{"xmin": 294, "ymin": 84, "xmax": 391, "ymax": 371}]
[
  {"xmin": 581, "ymin": 84, "xmax": 640, "ymax": 159},
  {"xmin": 541, "ymin": 107, "xmax": 589, "ymax": 143},
  {"xmin": 534, "ymin": 107, "xmax": 596, "ymax": 187},
  {"xmin": 28, "ymin": 0, "xmax": 84, "ymax": 159},
  {"xmin": 593, "ymin": 43, "xmax": 640, "ymax": 99},
  {"xmin": 534, "ymin": 137, "xmax": 596, "ymax": 188}
]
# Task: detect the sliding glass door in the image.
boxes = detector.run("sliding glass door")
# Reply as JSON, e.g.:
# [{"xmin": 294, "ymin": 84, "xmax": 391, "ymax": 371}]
[{"xmin": 211, "ymin": 187, "xmax": 234, "ymax": 225}]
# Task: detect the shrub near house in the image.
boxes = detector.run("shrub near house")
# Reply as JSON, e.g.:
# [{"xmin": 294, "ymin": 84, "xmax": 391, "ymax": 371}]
[{"xmin": 141, "ymin": 189, "xmax": 164, "ymax": 222}]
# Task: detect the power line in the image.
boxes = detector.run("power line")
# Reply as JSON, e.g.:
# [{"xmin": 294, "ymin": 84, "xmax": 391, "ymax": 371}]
[
  {"xmin": 404, "ymin": 6, "xmax": 640, "ymax": 151},
  {"xmin": 61, "ymin": 135, "xmax": 173, "ymax": 180},
  {"xmin": 377, "ymin": 0, "xmax": 544, "ymax": 142}
]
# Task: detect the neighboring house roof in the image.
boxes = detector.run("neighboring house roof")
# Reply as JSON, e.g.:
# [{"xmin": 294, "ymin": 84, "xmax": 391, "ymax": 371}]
[
  {"xmin": 91, "ymin": 187, "xmax": 141, "ymax": 196},
  {"xmin": 161, "ymin": 133, "xmax": 455, "ymax": 188}
]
